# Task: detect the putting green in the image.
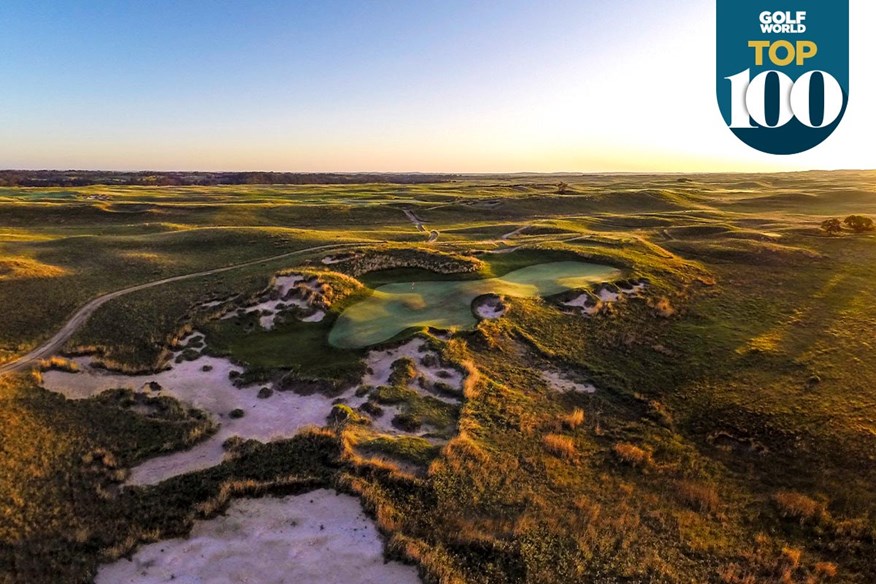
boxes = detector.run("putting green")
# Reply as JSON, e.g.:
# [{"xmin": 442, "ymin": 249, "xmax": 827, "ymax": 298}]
[{"xmin": 329, "ymin": 261, "xmax": 621, "ymax": 348}]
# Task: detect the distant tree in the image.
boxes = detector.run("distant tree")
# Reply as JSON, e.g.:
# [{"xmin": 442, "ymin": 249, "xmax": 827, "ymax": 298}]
[
  {"xmin": 556, "ymin": 181, "xmax": 570, "ymax": 194},
  {"xmin": 820, "ymin": 218, "xmax": 843, "ymax": 235},
  {"xmin": 843, "ymin": 215, "xmax": 875, "ymax": 233}
]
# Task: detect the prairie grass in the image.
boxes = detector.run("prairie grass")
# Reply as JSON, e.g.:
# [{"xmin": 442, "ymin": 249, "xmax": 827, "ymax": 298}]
[{"xmin": 543, "ymin": 433, "xmax": 577, "ymax": 459}]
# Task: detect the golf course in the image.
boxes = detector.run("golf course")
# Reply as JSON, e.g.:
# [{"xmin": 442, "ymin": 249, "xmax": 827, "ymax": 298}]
[{"xmin": 1, "ymin": 171, "xmax": 875, "ymax": 583}]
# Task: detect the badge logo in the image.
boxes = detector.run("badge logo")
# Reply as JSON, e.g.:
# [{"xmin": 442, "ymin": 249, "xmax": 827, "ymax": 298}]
[{"xmin": 716, "ymin": 1, "xmax": 849, "ymax": 154}]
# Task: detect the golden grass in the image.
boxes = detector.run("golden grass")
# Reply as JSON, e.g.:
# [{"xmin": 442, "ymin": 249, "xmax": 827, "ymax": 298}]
[
  {"xmin": 543, "ymin": 433, "xmax": 576, "ymax": 459},
  {"xmin": 814, "ymin": 562, "xmax": 838, "ymax": 578},
  {"xmin": 559, "ymin": 407, "xmax": 585, "ymax": 430},
  {"xmin": 0, "ymin": 257, "xmax": 69, "ymax": 281},
  {"xmin": 773, "ymin": 490, "xmax": 829, "ymax": 524},
  {"xmin": 613, "ymin": 442, "xmax": 653, "ymax": 467},
  {"xmin": 37, "ymin": 355, "xmax": 80, "ymax": 373},
  {"xmin": 675, "ymin": 480, "xmax": 721, "ymax": 514}
]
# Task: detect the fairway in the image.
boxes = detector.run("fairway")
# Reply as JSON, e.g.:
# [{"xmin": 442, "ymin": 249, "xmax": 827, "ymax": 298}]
[{"xmin": 329, "ymin": 261, "xmax": 621, "ymax": 348}]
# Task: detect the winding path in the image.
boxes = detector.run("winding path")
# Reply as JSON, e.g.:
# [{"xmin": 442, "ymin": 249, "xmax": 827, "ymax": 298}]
[{"xmin": 0, "ymin": 242, "xmax": 369, "ymax": 376}]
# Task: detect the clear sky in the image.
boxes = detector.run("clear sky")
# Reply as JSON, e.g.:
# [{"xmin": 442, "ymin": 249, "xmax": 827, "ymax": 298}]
[{"xmin": 0, "ymin": 1, "xmax": 872, "ymax": 172}]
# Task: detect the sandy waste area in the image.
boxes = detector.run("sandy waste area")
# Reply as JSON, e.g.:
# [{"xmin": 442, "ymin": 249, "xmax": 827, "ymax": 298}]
[{"xmin": 95, "ymin": 489, "xmax": 420, "ymax": 584}]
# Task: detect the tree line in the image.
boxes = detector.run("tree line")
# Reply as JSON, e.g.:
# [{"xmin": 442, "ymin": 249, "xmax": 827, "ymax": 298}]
[
  {"xmin": 0, "ymin": 170, "xmax": 459, "ymax": 187},
  {"xmin": 820, "ymin": 215, "xmax": 875, "ymax": 235}
]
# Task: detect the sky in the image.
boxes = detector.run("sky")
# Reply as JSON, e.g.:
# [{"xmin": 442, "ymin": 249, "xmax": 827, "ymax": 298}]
[{"xmin": 0, "ymin": 0, "xmax": 872, "ymax": 173}]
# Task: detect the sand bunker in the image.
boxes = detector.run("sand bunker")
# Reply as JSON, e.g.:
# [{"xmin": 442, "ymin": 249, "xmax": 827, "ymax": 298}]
[
  {"xmin": 42, "ymin": 339, "xmax": 347, "ymax": 485},
  {"xmin": 360, "ymin": 338, "xmax": 464, "ymax": 395},
  {"xmin": 321, "ymin": 252, "xmax": 360, "ymax": 265},
  {"xmin": 42, "ymin": 334, "xmax": 465, "ymax": 484},
  {"xmin": 337, "ymin": 338, "xmax": 464, "ymax": 437},
  {"xmin": 95, "ymin": 489, "xmax": 421, "ymax": 584},
  {"xmin": 542, "ymin": 370, "xmax": 597, "ymax": 394},
  {"xmin": 222, "ymin": 273, "xmax": 328, "ymax": 330},
  {"xmin": 563, "ymin": 280, "xmax": 645, "ymax": 316},
  {"xmin": 472, "ymin": 294, "xmax": 506, "ymax": 320}
]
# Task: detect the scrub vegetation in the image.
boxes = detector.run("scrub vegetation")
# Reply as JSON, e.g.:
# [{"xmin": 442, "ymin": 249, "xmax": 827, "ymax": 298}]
[{"xmin": 1, "ymin": 171, "xmax": 876, "ymax": 583}]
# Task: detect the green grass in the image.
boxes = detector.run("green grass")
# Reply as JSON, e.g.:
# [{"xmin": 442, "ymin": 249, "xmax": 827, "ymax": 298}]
[{"xmin": 358, "ymin": 436, "xmax": 442, "ymax": 467}]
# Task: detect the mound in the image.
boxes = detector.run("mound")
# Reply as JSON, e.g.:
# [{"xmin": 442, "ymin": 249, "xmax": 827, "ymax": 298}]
[
  {"xmin": 0, "ymin": 257, "xmax": 69, "ymax": 281},
  {"xmin": 665, "ymin": 239, "xmax": 822, "ymax": 265},
  {"xmin": 592, "ymin": 189, "xmax": 696, "ymax": 213}
]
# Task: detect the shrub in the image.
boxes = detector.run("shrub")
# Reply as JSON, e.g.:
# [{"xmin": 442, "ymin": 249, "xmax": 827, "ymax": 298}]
[
  {"xmin": 652, "ymin": 297, "xmax": 676, "ymax": 318},
  {"xmin": 773, "ymin": 490, "xmax": 828, "ymax": 524},
  {"xmin": 329, "ymin": 404, "xmax": 369, "ymax": 425},
  {"xmin": 820, "ymin": 218, "xmax": 843, "ymax": 235},
  {"xmin": 223, "ymin": 436, "xmax": 245, "ymax": 451},
  {"xmin": 359, "ymin": 401, "xmax": 384, "ymax": 417},
  {"xmin": 781, "ymin": 546, "xmax": 802, "ymax": 569},
  {"xmin": 613, "ymin": 442, "xmax": 653, "ymax": 467},
  {"xmin": 814, "ymin": 562, "xmax": 838, "ymax": 578},
  {"xmin": 843, "ymin": 215, "xmax": 875, "ymax": 233},
  {"xmin": 37, "ymin": 356, "xmax": 80, "ymax": 373},
  {"xmin": 389, "ymin": 358, "xmax": 418, "ymax": 387},
  {"xmin": 676, "ymin": 480, "xmax": 720, "ymax": 514},
  {"xmin": 559, "ymin": 408, "xmax": 585, "ymax": 430},
  {"xmin": 257, "ymin": 387, "xmax": 273, "ymax": 399},
  {"xmin": 228, "ymin": 408, "xmax": 245, "ymax": 419},
  {"xmin": 543, "ymin": 434, "xmax": 576, "ymax": 459},
  {"xmin": 391, "ymin": 413, "xmax": 422, "ymax": 432}
]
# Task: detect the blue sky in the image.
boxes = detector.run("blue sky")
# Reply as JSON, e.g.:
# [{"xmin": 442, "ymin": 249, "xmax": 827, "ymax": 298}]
[{"xmin": 1, "ymin": 1, "xmax": 872, "ymax": 171}]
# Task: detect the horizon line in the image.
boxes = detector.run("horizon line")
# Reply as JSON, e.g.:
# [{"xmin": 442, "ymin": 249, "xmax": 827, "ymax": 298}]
[{"xmin": 2, "ymin": 168, "xmax": 874, "ymax": 176}]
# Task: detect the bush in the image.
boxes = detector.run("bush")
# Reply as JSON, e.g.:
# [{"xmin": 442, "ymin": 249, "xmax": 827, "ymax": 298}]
[
  {"xmin": 675, "ymin": 480, "xmax": 720, "ymax": 514},
  {"xmin": 613, "ymin": 442, "xmax": 653, "ymax": 467},
  {"xmin": 773, "ymin": 490, "xmax": 828, "ymax": 524},
  {"xmin": 389, "ymin": 358, "xmax": 418, "ymax": 387},
  {"xmin": 228, "ymin": 408, "xmax": 245, "ymax": 419},
  {"xmin": 329, "ymin": 404, "xmax": 369, "ymax": 425},
  {"xmin": 359, "ymin": 401, "xmax": 384, "ymax": 417},
  {"xmin": 38, "ymin": 356, "xmax": 80, "ymax": 373},
  {"xmin": 814, "ymin": 562, "xmax": 838, "ymax": 578},
  {"xmin": 560, "ymin": 408, "xmax": 585, "ymax": 430},
  {"xmin": 821, "ymin": 218, "xmax": 842, "ymax": 235},
  {"xmin": 543, "ymin": 434, "xmax": 576, "ymax": 459},
  {"xmin": 391, "ymin": 413, "xmax": 421, "ymax": 432},
  {"xmin": 843, "ymin": 215, "xmax": 875, "ymax": 233}
]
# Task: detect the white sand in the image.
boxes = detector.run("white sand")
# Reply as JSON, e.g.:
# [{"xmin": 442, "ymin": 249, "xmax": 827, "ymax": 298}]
[
  {"xmin": 597, "ymin": 288, "xmax": 619, "ymax": 302},
  {"xmin": 564, "ymin": 282, "xmax": 645, "ymax": 315},
  {"xmin": 176, "ymin": 331, "xmax": 205, "ymax": 348},
  {"xmin": 301, "ymin": 309, "xmax": 326, "ymax": 323},
  {"xmin": 41, "ymin": 331, "xmax": 465, "ymax": 485},
  {"xmin": 42, "ymin": 353, "xmax": 348, "ymax": 486},
  {"xmin": 562, "ymin": 294, "xmax": 601, "ymax": 315},
  {"xmin": 334, "ymin": 338, "xmax": 465, "ymax": 437},
  {"xmin": 95, "ymin": 490, "xmax": 421, "ymax": 584},
  {"xmin": 473, "ymin": 298, "xmax": 506, "ymax": 320},
  {"xmin": 542, "ymin": 370, "xmax": 597, "ymax": 394},
  {"xmin": 273, "ymin": 274, "xmax": 305, "ymax": 297},
  {"xmin": 221, "ymin": 273, "xmax": 328, "ymax": 330},
  {"xmin": 484, "ymin": 245, "xmax": 521, "ymax": 255},
  {"xmin": 361, "ymin": 338, "xmax": 463, "ymax": 395}
]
